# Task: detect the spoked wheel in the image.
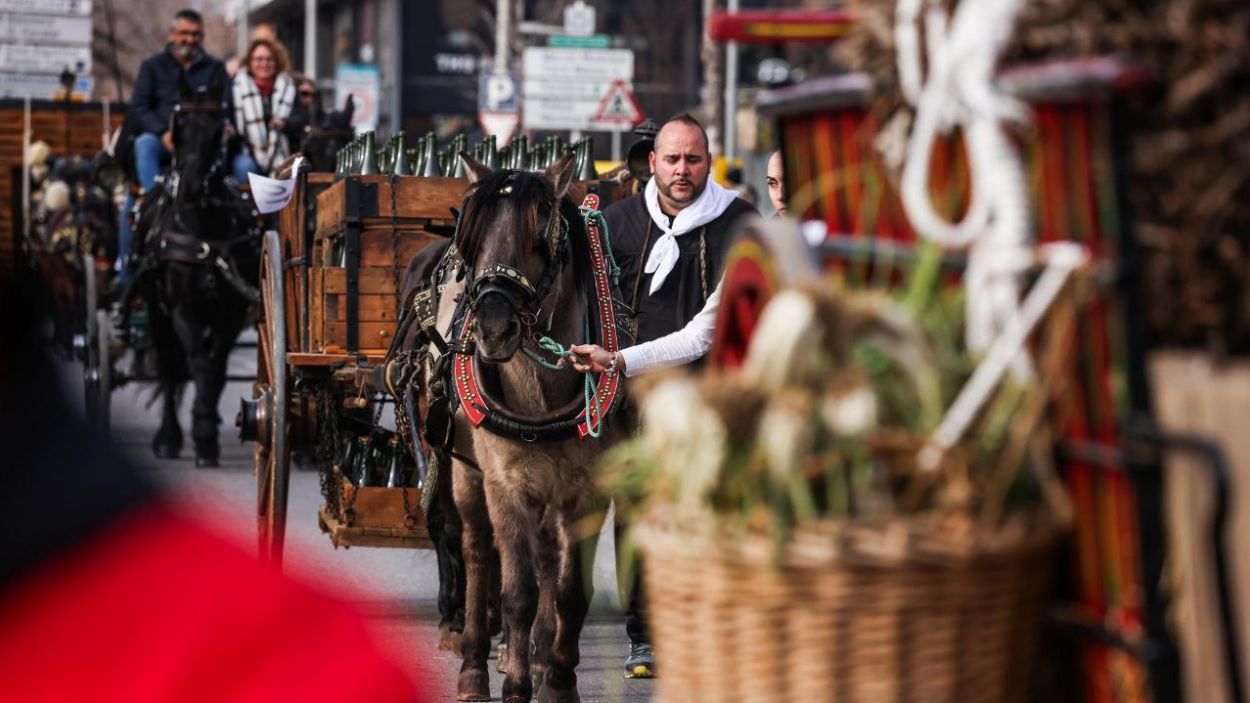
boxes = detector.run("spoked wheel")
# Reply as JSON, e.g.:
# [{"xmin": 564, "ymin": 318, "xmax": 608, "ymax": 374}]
[
  {"xmin": 252, "ymin": 229, "xmax": 290, "ymax": 566},
  {"xmin": 94, "ymin": 308, "xmax": 112, "ymax": 432},
  {"xmin": 81, "ymin": 253, "xmax": 109, "ymax": 431}
]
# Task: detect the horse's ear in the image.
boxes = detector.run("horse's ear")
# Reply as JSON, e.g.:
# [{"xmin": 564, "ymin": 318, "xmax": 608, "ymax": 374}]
[
  {"xmin": 343, "ymin": 94, "xmax": 355, "ymax": 121},
  {"xmin": 544, "ymin": 150, "xmax": 577, "ymax": 199},
  {"xmin": 313, "ymin": 99, "xmax": 324, "ymax": 123},
  {"xmin": 458, "ymin": 152, "xmax": 492, "ymax": 184},
  {"xmin": 206, "ymin": 71, "xmax": 226, "ymax": 106},
  {"xmin": 178, "ymin": 72, "xmax": 195, "ymax": 104}
]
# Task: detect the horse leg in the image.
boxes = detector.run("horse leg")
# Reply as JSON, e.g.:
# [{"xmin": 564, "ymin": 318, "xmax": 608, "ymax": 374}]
[
  {"xmin": 454, "ymin": 459, "xmax": 493, "ymax": 702},
  {"xmin": 148, "ymin": 306, "xmax": 184, "ymax": 458},
  {"xmin": 429, "ymin": 468, "xmax": 466, "ymax": 653},
  {"xmin": 540, "ymin": 507, "xmax": 604, "ymax": 703},
  {"xmin": 489, "ymin": 491, "xmax": 540, "ymax": 703},
  {"xmin": 530, "ymin": 519, "xmax": 561, "ymax": 690}
]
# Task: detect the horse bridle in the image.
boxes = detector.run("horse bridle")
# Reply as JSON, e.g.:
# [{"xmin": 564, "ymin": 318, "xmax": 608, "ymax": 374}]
[
  {"xmin": 168, "ymin": 101, "xmax": 226, "ymax": 204},
  {"xmin": 465, "ymin": 177, "xmax": 569, "ymax": 334}
]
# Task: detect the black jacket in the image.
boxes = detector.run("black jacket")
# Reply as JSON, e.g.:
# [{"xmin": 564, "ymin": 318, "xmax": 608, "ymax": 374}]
[
  {"xmin": 130, "ymin": 46, "xmax": 232, "ymax": 136},
  {"xmin": 604, "ymin": 193, "xmax": 757, "ymax": 343}
]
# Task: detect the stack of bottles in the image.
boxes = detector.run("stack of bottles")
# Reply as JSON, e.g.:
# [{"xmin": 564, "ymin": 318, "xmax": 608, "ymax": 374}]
[
  {"xmin": 334, "ymin": 132, "xmax": 597, "ymax": 180},
  {"xmin": 335, "ymin": 429, "xmax": 429, "ymax": 490}
]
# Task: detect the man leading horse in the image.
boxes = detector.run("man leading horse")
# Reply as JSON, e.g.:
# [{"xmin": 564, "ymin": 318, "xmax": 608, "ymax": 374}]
[{"xmin": 568, "ymin": 113, "xmax": 759, "ymax": 678}]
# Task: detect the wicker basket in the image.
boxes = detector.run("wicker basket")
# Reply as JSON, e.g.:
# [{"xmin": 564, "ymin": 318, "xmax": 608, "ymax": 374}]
[{"xmin": 637, "ymin": 514, "xmax": 1061, "ymax": 703}]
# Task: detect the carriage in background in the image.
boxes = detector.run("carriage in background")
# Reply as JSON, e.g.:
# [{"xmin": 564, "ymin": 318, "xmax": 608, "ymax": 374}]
[
  {"xmin": 702, "ymin": 39, "xmax": 1243, "ymax": 702},
  {"xmin": 6, "ymin": 100, "xmax": 129, "ymax": 428}
]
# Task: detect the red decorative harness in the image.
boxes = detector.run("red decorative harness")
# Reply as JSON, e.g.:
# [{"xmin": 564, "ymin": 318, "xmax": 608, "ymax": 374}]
[{"xmin": 453, "ymin": 194, "xmax": 624, "ymax": 441}]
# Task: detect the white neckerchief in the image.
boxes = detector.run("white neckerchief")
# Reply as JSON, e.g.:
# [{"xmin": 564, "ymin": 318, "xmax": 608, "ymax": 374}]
[{"xmin": 643, "ymin": 177, "xmax": 738, "ymax": 294}]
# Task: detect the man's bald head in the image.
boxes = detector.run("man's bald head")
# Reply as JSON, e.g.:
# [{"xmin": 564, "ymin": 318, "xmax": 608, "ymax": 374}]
[{"xmin": 649, "ymin": 113, "xmax": 712, "ymax": 214}]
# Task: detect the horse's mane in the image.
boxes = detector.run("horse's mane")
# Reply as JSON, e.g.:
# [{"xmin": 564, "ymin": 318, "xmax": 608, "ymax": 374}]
[{"xmin": 456, "ymin": 170, "xmax": 590, "ymax": 294}]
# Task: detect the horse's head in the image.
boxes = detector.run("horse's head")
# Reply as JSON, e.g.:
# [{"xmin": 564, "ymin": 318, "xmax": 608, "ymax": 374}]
[
  {"xmin": 171, "ymin": 72, "xmax": 226, "ymax": 200},
  {"xmin": 302, "ymin": 95, "xmax": 355, "ymax": 172},
  {"xmin": 457, "ymin": 151, "xmax": 578, "ymax": 363}
]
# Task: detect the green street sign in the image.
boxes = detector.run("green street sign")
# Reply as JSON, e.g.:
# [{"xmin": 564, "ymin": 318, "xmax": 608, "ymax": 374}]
[{"xmin": 549, "ymin": 34, "xmax": 610, "ymax": 49}]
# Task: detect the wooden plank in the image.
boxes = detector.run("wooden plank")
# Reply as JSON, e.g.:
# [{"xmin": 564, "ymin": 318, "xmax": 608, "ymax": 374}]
[
  {"xmin": 318, "ymin": 507, "xmax": 434, "ymax": 550},
  {"xmin": 324, "ymin": 321, "xmax": 394, "ymax": 349},
  {"xmin": 310, "ymin": 263, "xmax": 324, "ymax": 351},
  {"xmin": 314, "ymin": 175, "xmax": 469, "ymax": 238},
  {"xmin": 387, "ymin": 176, "xmax": 471, "ymax": 219},
  {"xmin": 324, "ymin": 293, "xmax": 397, "ymax": 322},
  {"xmin": 1151, "ymin": 352, "xmax": 1250, "ymax": 703},
  {"xmin": 287, "ymin": 352, "xmax": 386, "ymax": 366},
  {"xmin": 314, "ymin": 178, "xmax": 346, "ymax": 238},
  {"xmin": 359, "ymin": 228, "xmax": 443, "ymax": 268},
  {"xmin": 322, "ymin": 267, "xmax": 396, "ymax": 295}
]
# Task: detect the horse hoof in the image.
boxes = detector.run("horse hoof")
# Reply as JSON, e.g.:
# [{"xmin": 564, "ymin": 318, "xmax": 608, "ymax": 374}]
[
  {"xmin": 536, "ymin": 681, "xmax": 580, "ymax": 703},
  {"xmin": 153, "ymin": 443, "xmax": 180, "ymax": 460},
  {"xmin": 455, "ymin": 669, "xmax": 490, "ymax": 701},
  {"xmin": 194, "ymin": 454, "xmax": 219, "ymax": 468},
  {"xmin": 438, "ymin": 626, "xmax": 463, "ymax": 655},
  {"xmin": 496, "ymin": 641, "xmax": 508, "ymax": 673}
]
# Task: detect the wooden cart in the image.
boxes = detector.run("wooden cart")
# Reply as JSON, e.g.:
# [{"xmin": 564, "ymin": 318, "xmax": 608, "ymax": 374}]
[
  {"xmin": 246, "ymin": 167, "xmax": 625, "ymax": 566},
  {"xmin": 246, "ymin": 171, "xmax": 463, "ymax": 565}
]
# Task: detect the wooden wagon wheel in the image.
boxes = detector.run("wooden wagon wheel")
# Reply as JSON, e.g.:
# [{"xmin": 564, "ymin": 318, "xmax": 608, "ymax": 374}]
[
  {"xmin": 253, "ymin": 229, "xmax": 291, "ymax": 566},
  {"xmin": 80, "ymin": 253, "xmax": 110, "ymax": 432},
  {"xmin": 708, "ymin": 216, "xmax": 821, "ymax": 369}
]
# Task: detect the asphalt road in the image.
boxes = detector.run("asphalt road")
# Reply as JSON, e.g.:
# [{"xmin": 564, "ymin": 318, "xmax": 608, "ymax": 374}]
[{"xmin": 69, "ymin": 331, "xmax": 656, "ymax": 703}]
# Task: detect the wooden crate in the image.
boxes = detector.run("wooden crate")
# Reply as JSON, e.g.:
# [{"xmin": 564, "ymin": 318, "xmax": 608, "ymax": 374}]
[
  {"xmin": 304, "ymin": 174, "xmax": 628, "ymax": 355},
  {"xmin": 318, "ymin": 474, "xmax": 432, "ymax": 549},
  {"xmin": 310, "ymin": 175, "xmax": 461, "ymax": 355},
  {"xmin": 314, "ymin": 174, "xmax": 468, "ymax": 239}
]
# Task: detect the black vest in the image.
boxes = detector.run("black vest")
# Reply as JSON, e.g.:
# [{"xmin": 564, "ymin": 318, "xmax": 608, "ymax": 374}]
[{"xmin": 603, "ymin": 194, "xmax": 757, "ymax": 343}]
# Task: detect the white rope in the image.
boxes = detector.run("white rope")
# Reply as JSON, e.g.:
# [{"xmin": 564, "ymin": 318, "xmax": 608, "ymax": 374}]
[
  {"xmin": 893, "ymin": 0, "xmax": 1033, "ymax": 360},
  {"xmin": 918, "ymin": 243, "xmax": 1087, "ymax": 471}
]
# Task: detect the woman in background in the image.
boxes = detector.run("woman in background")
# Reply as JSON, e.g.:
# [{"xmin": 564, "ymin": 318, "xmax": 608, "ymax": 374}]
[{"xmin": 230, "ymin": 38, "xmax": 296, "ymax": 180}]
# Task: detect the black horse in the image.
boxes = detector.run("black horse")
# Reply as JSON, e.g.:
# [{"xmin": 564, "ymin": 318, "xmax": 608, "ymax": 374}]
[
  {"xmin": 129, "ymin": 75, "xmax": 259, "ymax": 466},
  {"xmin": 299, "ymin": 95, "xmax": 354, "ymax": 173}
]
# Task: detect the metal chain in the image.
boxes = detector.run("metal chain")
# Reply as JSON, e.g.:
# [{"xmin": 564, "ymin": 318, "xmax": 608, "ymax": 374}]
[
  {"xmin": 315, "ymin": 388, "xmax": 342, "ymax": 514},
  {"xmin": 389, "ymin": 172, "xmax": 402, "ymax": 314},
  {"xmin": 698, "ymin": 225, "xmax": 709, "ymax": 303}
]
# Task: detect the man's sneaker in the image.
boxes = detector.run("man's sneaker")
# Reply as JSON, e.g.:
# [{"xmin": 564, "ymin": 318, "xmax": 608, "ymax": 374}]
[{"xmin": 624, "ymin": 641, "xmax": 655, "ymax": 679}]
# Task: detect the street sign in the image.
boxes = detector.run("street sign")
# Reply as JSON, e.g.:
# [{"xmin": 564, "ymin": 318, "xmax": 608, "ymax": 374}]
[
  {"xmin": 548, "ymin": 34, "xmax": 609, "ymax": 49},
  {"xmin": 563, "ymin": 1, "xmax": 595, "ymax": 37},
  {"xmin": 478, "ymin": 71, "xmax": 519, "ymax": 113},
  {"xmin": 0, "ymin": 43, "xmax": 89, "ymax": 74},
  {"xmin": 591, "ymin": 79, "xmax": 642, "ymax": 129},
  {"xmin": 335, "ymin": 63, "xmax": 380, "ymax": 132},
  {"xmin": 523, "ymin": 47, "xmax": 632, "ymax": 81},
  {"xmin": 479, "ymin": 111, "xmax": 520, "ymax": 144},
  {"xmin": 0, "ymin": 0, "xmax": 91, "ymax": 15},
  {"xmin": 522, "ymin": 46, "xmax": 635, "ymax": 131},
  {"xmin": 0, "ymin": 71, "xmax": 90, "ymax": 99},
  {"xmin": 0, "ymin": 12, "xmax": 92, "ymax": 44}
]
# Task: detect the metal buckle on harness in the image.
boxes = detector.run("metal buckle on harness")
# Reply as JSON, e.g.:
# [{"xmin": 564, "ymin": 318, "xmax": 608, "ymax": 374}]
[{"xmin": 196, "ymin": 241, "xmax": 212, "ymax": 260}]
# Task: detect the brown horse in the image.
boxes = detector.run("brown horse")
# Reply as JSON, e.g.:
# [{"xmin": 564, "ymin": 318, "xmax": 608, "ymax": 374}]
[{"xmin": 407, "ymin": 153, "xmax": 626, "ymax": 702}]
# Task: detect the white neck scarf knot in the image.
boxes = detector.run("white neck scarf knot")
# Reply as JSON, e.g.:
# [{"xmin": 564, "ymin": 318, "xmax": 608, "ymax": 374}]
[{"xmin": 642, "ymin": 177, "xmax": 737, "ymax": 295}]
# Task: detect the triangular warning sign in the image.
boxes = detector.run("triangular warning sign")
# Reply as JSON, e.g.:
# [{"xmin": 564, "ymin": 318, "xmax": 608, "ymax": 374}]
[{"xmin": 592, "ymin": 79, "xmax": 643, "ymax": 127}]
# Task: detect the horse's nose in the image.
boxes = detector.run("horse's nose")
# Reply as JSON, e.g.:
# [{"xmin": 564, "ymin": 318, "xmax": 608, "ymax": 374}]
[{"xmin": 474, "ymin": 294, "xmax": 523, "ymax": 360}]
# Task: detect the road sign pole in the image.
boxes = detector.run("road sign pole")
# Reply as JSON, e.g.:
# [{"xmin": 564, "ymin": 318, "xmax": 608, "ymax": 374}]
[
  {"xmin": 611, "ymin": 130, "xmax": 621, "ymax": 161},
  {"xmin": 495, "ymin": 0, "xmax": 510, "ymax": 73},
  {"xmin": 304, "ymin": 0, "xmax": 316, "ymax": 79},
  {"xmin": 724, "ymin": 0, "xmax": 739, "ymax": 162}
]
